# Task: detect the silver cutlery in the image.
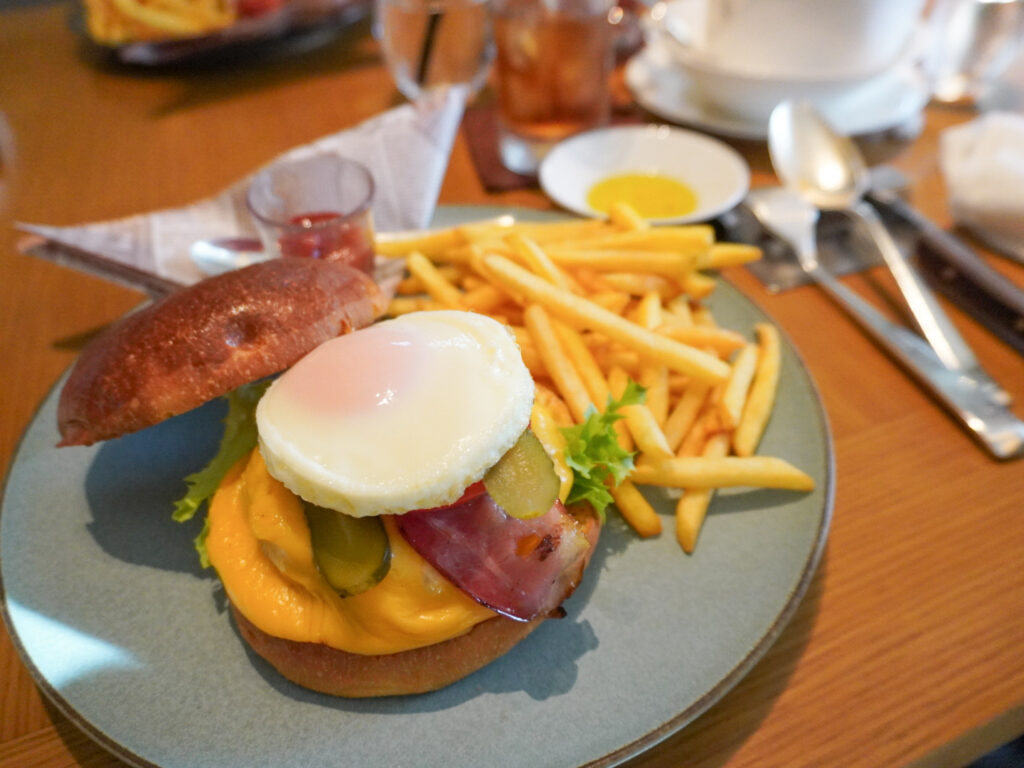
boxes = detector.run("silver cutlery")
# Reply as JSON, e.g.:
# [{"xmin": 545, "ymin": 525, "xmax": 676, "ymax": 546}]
[
  {"xmin": 767, "ymin": 100, "xmax": 992, "ymax": 380},
  {"xmin": 746, "ymin": 183, "xmax": 1024, "ymax": 459},
  {"xmin": 868, "ymin": 165, "xmax": 1024, "ymax": 356}
]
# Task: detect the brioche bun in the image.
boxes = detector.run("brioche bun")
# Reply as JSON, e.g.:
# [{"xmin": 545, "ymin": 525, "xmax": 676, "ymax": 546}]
[{"xmin": 57, "ymin": 258, "xmax": 384, "ymax": 446}]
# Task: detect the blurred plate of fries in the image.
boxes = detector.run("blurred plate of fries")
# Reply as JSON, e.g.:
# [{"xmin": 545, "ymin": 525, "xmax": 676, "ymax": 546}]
[
  {"xmin": 74, "ymin": 0, "xmax": 370, "ymax": 66},
  {"xmin": 2, "ymin": 207, "xmax": 832, "ymax": 768}
]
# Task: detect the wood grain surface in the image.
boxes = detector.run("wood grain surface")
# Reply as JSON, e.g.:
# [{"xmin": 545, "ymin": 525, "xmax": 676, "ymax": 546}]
[{"xmin": 1, "ymin": 6, "xmax": 1023, "ymax": 768}]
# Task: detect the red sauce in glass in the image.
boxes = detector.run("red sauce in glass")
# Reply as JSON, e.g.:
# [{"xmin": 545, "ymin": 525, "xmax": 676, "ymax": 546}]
[{"xmin": 278, "ymin": 210, "xmax": 374, "ymax": 274}]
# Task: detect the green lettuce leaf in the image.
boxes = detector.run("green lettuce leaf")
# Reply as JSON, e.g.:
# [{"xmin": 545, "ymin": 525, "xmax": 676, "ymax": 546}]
[
  {"xmin": 560, "ymin": 381, "xmax": 644, "ymax": 520},
  {"xmin": 172, "ymin": 379, "xmax": 270, "ymax": 566}
]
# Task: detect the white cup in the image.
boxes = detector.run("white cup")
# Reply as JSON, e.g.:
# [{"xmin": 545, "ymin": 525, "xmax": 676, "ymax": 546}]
[{"xmin": 699, "ymin": 0, "xmax": 924, "ymax": 80}]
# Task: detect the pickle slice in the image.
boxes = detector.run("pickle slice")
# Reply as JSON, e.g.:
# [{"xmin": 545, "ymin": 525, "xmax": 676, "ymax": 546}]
[
  {"xmin": 305, "ymin": 505, "xmax": 391, "ymax": 597},
  {"xmin": 484, "ymin": 430, "xmax": 560, "ymax": 519}
]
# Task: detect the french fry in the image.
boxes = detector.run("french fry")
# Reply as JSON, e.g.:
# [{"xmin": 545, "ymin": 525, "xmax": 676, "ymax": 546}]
[
  {"xmin": 507, "ymin": 233, "xmax": 584, "ymax": 293},
  {"xmin": 459, "ymin": 217, "xmax": 612, "ymax": 244},
  {"xmin": 387, "ymin": 296, "xmax": 436, "ymax": 316},
  {"xmin": 600, "ymin": 272, "xmax": 679, "ymax": 299},
  {"xmin": 461, "ymin": 283, "xmax": 508, "ymax": 314},
  {"xmin": 544, "ymin": 249, "xmax": 697, "ymax": 276},
  {"xmin": 588, "ymin": 291, "xmax": 632, "ymax": 315},
  {"xmin": 554, "ymin": 226, "xmax": 714, "ymax": 253},
  {"xmin": 374, "ymin": 226, "xmax": 465, "ymax": 259},
  {"xmin": 717, "ymin": 343, "xmax": 759, "ymax": 430},
  {"xmin": 607, "ymin": 365, "xmax": 672, "ymax": 461},
  {"xmin": 535, "ymin": 383, "xmax": 574, "ymax": 428},
  {"xmin": 405, "ymin": 252, "xmax": 466, "ymax": 309},
  {"xmin": 655, "ymin": 324, "xmax": 747, "ymax": 356},
  {"xmin": 509, "ymin": 326, "xmax": 546, "ymax": 378},
  {"xmin": 608, "ymin": 201, "xmax": 650, "ymax": 231},
  {"xmin": 483, "ymin": 255, "xmax": 731, "ymax": 384},
  {"xmin": 676, "ymin": 406, "xmax": 718, "ymax": 458},
  {"xmin": 663, "ymin": 380, "xmax": 712, "ymax": 453},
  {"xmin": 635, "ymin": 292, "xmax": 669, "ymax": 426},
  {"xmin": 631, "ymin": 455, "xmax": 815, "ymax": 491},
  {"xmin": 675, "ymin": 433, "xmax": 730, "ymax": 553},
  {"xmin": 397, "ymin": 265, "xmax": 463, "ymax": 295},
  {"xmin": 680, "ymin": 272, "xmax": 717, "ymax": 300},
  {"xmin": 107, "ymin": 0, "xmax": 223, "ymax": 34},
  {"xmin": 611, "ymin": 480, "xmax": 662, "ymax": 538},
  {"xmin": 733, "ymin": 323, "xmax": 782, "ymax": 457},
  {"xmin": 571, "ymin": 269, "xmax": 614, "ymax": 294},
  {"xmin": 524, "ymin": 304, "xmax": 594, "ymax": 424},
  {"xmin": 697, "ymin": 243, "xmax": 763, "ymax": 269},
  {"xmin": 551, "ymin": 322, "xmax": 611, "ymax": 407},
  {"xmin": 661, "ymin": 295, "xmax": 693, "ymax": 327}
]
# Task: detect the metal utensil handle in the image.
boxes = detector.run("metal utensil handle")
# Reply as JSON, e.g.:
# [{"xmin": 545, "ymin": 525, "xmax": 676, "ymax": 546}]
[
  {"xmin": 801, "ymin": 257, "xmax": 1024, "ymax": 460},
  {"xmin": 852, "ymin": 200, "xmax": 980, "ymax": 373},
  {"xmin": 869, "ymin": 190, "xmax": 1024, "ymax": 358}
]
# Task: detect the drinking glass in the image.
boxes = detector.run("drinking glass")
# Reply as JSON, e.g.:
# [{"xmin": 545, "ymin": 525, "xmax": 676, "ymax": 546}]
[
  {"xmin": 246, "ymin": 154, "xmax": 376, "ymax": 275},
  {"xmin": 493, "ymin": 0, "xmax": 615, "ymax": 175},
  {"xmin": 928, "ymin": 0, "xmax": 1024, "ymax": 105},
  {"xmin": 376, "ymin": 0, "xmax": 495, "ymax": 101}
]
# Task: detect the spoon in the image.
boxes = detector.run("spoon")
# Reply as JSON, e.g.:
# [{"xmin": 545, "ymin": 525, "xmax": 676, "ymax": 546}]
[{"xmin": 767, "ymin": 100, "xmax": 984, "ymax": 378}]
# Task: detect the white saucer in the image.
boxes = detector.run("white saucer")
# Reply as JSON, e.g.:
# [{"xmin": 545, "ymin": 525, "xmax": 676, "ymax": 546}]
[
  {"xmin": 625, "ymin": 40, "xmax": 930, "ymax": 141},
  {"xmin": 539, "ymin": 124, "xmax": 750, "ymax": 224}
]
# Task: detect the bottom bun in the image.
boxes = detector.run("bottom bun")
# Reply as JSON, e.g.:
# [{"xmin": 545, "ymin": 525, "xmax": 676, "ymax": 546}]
[
  {"xmin": 233, "ymin": 607, "xmax": 542, "ymax": 697},
  {"xmin": 232, "ymin": 504, "xmax": 600, "ymax": 698}
]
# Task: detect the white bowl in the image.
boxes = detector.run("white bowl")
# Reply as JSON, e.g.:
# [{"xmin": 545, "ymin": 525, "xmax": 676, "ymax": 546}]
[
  {"xmin": 647, "ymin": 0, "xmax": 923, "ymax": 123},
  {"xmin": 538, "ymin": 124, "xmax": 750, "ymax": 225}
]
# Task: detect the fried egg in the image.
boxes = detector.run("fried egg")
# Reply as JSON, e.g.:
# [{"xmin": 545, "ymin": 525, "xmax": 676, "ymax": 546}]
[{"xmin": 256, "ymin": 311, "xmax": 534, "ymax": 518}]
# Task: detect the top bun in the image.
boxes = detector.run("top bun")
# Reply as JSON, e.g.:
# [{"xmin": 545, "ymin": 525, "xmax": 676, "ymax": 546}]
[{"xmin": 57, "ymin": 258, "xmax": 385, "ymax": 447}]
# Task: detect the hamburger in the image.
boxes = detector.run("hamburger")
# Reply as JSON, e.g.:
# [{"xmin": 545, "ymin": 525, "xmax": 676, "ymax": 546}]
[{"xmin": 57, "ymin": 257, "xmax": 600, "ymax": 698}]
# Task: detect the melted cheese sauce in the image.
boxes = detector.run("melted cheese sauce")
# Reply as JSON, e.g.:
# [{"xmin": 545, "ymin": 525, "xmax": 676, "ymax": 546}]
[
  {"xmin": 586, "ymin": 173, "xmax": 698, "ymax": 219},
  {"xmin": 206, "ymin": 449, "xmax": 496, "ymax": 655}
]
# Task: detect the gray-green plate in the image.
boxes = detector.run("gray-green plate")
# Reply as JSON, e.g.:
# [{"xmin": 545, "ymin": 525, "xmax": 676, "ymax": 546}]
[{"xmin": 0, "ymin": 206, "xmax": 833, "ymax": 768}]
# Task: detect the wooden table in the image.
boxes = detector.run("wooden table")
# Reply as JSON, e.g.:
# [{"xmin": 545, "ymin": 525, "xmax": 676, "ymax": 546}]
[{"xmin": 2, "ymin": 6, "xmax": 1023, "ymax": 767}]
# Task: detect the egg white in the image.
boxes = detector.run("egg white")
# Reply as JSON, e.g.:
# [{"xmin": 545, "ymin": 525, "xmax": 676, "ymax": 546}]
[{"xmin": 256, "ymin": 311, "xmax": 534, "ymax": 518}]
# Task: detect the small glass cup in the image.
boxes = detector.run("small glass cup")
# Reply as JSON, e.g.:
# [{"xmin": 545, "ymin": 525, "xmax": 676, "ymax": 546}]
[
  {"xmin": 376, "ymin": 0, "xmax": 495, "ymax": 101},
  {"xmin": 927, "ymin": 0, "xmax": 1024, "ymax": 105},
  {"xmin": 246, "ymin": 154, "xmax": 376, "ymax": 275},
  {"xmin": 493, "ymin": 0, "xmax": 615, "ymax": 175}
]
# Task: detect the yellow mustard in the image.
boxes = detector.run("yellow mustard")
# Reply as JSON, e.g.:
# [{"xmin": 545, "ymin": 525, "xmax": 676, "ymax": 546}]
[{"xmin": 586, "ymin": 173, "xmax": 698, "ymax": 219}]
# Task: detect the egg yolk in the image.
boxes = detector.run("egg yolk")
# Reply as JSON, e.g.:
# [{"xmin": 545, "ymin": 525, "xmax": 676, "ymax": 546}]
[{"xmin": 586, "ymin": 173, "xmax": 698, "ymax": 219}]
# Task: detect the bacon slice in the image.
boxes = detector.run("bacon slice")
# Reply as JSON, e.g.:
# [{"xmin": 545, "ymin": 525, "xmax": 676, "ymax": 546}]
[{"xmin": 395, "ymin": 493, "xmax": 595, "ymax": 622}]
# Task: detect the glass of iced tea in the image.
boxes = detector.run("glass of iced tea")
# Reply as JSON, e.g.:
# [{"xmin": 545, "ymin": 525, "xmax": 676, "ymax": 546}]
[
  {"xmin": 493, "ymin": 0, "xmax": 615, "ymax": 175},
  {"xmin": 246, "ymin": 154, "xmax": 376, "ymax": 275},
  {"xmin": 376, "ymin": 0, "xmax": 495, "ymax": 101}
]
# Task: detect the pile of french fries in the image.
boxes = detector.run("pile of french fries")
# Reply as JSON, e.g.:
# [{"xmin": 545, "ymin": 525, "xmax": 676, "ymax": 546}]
[
  {"xmin": 84, "ymin": 0, "xmax": 236, "ymax": 44},
  {"xmin": 375, "ymin": 203, "xmax": 814, "ymax": 553}
]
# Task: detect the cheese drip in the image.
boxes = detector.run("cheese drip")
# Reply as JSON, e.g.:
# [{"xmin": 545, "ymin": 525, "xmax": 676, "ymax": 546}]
[{"xmin": 206, "ymin": 448, "xmax": 496, "ymax": 655}]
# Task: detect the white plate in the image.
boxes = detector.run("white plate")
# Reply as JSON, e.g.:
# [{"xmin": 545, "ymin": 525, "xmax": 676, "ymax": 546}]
[
  {"xmin": 539, "ymin": 125, "xmax": 750, "ymax": 224},
  {"xmin": 625, "ymin": 39, "xmax": 930, "ymax": 141},
  {"xmin": 1, "ymin": 206, "xmax": 833, "ymax": 768}
]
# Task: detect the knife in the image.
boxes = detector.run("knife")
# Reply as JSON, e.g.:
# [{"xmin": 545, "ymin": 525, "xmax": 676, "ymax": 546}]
[{"xmin": 867, "ymin": 166, "xmax": 1024, "ymax": 357}]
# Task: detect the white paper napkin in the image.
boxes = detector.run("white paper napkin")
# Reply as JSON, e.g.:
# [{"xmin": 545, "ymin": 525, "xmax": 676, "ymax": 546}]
[
  {"xmin": 940, "ymin": 111, "xmax": 1024, "ymax": 263},
  {"xmin": 18, "ymin": 86, "xmax": 467, "ymax": 291}
]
